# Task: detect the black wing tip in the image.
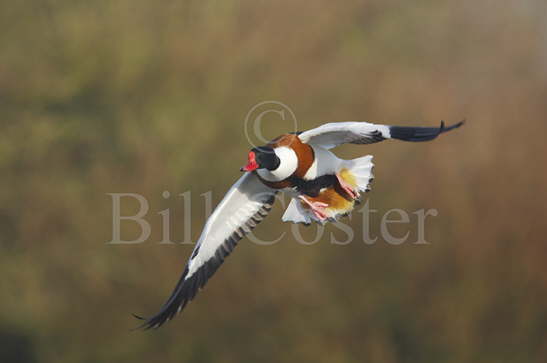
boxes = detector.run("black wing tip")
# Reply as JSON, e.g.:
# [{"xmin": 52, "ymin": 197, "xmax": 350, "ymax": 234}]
[
  {"xmin": 132, "ymin": 313, "xmax": 145, "ymax": 320},
  {"xmin": 131, "ymin": 315, "xmax": 152, "ymax": 331},
  {"xmin": 130, "ymin": 258, "xmax": 216, "ymax": 331},
  {"xmin": 132, "ymin": 294, "xmax": 192, "ymax": 331},
  {"xmin": 132, "ymin": 313, "xmax": 172, "ymax": 331},
  {"xmin": 390, "ymin": 119, "xmax": 464, "ymax": 142},
  {"xmin": 440, "ymin": 119, "xmax": 465, "ymax": 133},
  {"xmin": 131, "ymin": 313, "xmax": 159, "ymax": 331}
]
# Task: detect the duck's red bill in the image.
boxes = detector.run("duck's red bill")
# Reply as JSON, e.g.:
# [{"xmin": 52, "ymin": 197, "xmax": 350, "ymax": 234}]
[{"xmin": 241, "ymin": 151, "xmax": 259, "ymax": 172}]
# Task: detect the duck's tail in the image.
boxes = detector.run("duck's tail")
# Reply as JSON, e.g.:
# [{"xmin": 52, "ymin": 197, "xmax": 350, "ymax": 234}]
[{"xmin": 341, "ymin": 155, "xmax": 374, "ymax": 193}]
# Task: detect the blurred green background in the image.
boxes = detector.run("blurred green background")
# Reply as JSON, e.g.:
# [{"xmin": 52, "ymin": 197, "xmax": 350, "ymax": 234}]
[{"xmin": 1, "ymin": 0, "xmax": 547, "ymax": 362}]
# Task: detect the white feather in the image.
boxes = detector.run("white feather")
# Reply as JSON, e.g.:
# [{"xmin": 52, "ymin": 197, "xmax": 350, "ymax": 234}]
[
  {"xmin": 282, "ymin": 198, "xmax": 312, "ymax": 224},
  {"xmin": 343, "ymin": 155, "xmax": 374, "ymax": 192},
  {"xmin": 186, "ymin": 173, "xmax": 276, "ymax": 278},
  {"xmin": 298, "ymin": 122, "xmax": 391, "ymax": 149},
  {"xmin": 303, "ymin": 145, "xmax": 343, "ymax": 180},
  {"xmin": 256, "ymin": 146, "xmax": 298, "ymax": 182}
]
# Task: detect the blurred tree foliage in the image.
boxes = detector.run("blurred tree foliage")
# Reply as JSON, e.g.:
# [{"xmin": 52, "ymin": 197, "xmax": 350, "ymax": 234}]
[{"xmin": 1, "ymin": 0, "xmax": 547, "ymax": 362}]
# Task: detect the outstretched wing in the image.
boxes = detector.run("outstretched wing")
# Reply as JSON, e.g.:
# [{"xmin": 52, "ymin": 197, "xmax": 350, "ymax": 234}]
[
  {"xmin": 298, "ymin": 120, "xmax": 464, "ymax": 149},
  {"xmin": 136, "ymin": 172, "xmax": 277, "ymax": 329}
]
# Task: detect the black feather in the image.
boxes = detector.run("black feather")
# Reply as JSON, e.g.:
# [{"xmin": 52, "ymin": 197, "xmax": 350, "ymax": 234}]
[
  {"xmin": 288, "ymin": 174, "xmax": 338, "ymax": 197},
  {"xmin": 389, "ymin": 120, "xmax": 464, "ymax": 142}
]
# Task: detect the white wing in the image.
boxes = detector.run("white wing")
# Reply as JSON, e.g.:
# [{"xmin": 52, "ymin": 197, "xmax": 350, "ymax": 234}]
[
  {"xmin": 137, "ymin": 172, "xmax": 277, "ymax": 329},
  {"xmin": 298, "ymin": 120, "xmax": 464, "ymax": 149}
]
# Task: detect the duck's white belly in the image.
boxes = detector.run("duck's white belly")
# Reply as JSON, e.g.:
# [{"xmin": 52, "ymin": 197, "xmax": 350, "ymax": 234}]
[{"xmin": 303, "ymin": 146, "xmax": 342, "ymax": 180}]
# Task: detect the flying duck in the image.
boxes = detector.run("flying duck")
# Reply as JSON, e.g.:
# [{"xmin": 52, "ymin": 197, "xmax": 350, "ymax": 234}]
[{"xmin": 135, "ymin": 120, "xmax": 463, "ymax": 329}]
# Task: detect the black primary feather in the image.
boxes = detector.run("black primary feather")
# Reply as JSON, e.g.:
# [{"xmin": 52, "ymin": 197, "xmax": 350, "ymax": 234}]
[{"xmin": 389, "ymin": 120, "xmax": 465, "ymax": 142}]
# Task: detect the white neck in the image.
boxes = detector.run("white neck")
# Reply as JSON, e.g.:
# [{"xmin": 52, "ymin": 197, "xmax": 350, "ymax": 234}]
[{"xmin": 256, "ymin": 146, "xmax": 298, "ymax": 182}]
